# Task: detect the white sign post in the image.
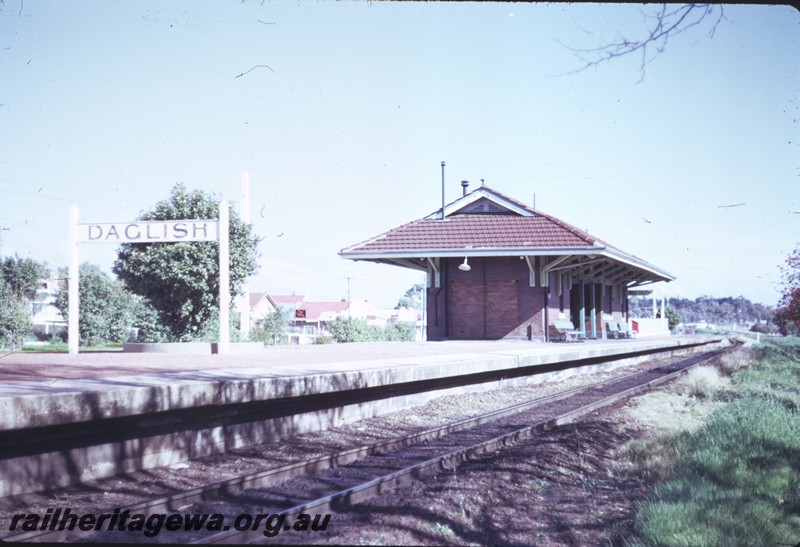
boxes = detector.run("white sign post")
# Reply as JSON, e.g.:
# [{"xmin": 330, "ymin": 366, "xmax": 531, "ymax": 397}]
[
  {"xmin": 218, "ymin": 201, "xmax": 230, "ymax": 355},
  {"xmin": 68, "ymin": 205, "xmax": 79, "ymax": 355},
  {"xmin": 68, "ymin": 202, "xmax": 230, "ymax": 355}
]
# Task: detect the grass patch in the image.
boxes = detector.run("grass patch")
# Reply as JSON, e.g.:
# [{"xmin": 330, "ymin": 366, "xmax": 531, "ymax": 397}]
[
  {"xmin": 628, "ymin": 340, "xmax": 800, "ymax": 546},
  {"xmin": 612, "ymin": 431, "xmax": 693, "ymax": 483},
  {"xmin": 17, "ymin": 343, "xmax": 123, "ymax": 353},
  {"xmin": 623, "ymin": 366, "xmax": 731, "ymax": 435},
  {"xmin": 670, "ymin": 366, "xmax": 726, "ymax": 399},
  {"xmin": 625, "ymin": 390, "xmax": 728, "ymax": 433},
  {"xmin": 718, "ymin": 345, "xmax": 756, "ymax": 376},
  {"xmin": 430, "ymin": 523, "xmax": 455, "ymax": 538}
]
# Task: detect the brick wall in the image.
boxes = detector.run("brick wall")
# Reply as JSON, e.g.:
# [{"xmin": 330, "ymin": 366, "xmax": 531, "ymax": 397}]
[
  {"xmin": 427, "ymin": 256, "xmax": 552, "ymax": 341},
  {"xmin": 425, "ymin": 257, "xmax": 649, "ymax": 341}
]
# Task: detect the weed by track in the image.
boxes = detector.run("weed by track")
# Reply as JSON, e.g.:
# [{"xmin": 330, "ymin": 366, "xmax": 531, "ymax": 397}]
[{"xmin": 626, "ymin": 338, "xmax": 800, "ymax": 547}]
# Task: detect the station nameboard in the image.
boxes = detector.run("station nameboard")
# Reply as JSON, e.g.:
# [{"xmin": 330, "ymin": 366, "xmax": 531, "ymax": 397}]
[
  {"xmin": 78, "ymin": 220, "xmax": 219, "ymax": 243},
  {"xmin": 69, "ymin": 204, "xmax": 230, "ymax": 356}
]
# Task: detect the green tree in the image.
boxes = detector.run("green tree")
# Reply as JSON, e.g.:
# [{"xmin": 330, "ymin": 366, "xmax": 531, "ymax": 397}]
[
  {"xmin": 113, "ymin": 184, "xmax": 260, "ymax": 342},
  {"xmin": 0, "ymin": 256, "xmax": 46, "ymax": 349},
  {"xmin": 0, "ymin": 295, "xmax": 32, "ymax": 350},
  {"xmin": 665, "ymin": 306, "xmax": 680, "ymax": 331},
  {"xmin": 1, "ymin": 255, "xmax": 46, "ymax": 301},
  {"xmin": 252, "ymin": 307, "xmax": 289, "ymax": 345},
  {"xmin": 396, "ymin": 283, "xmax": 424, "ymax": 310},
  {"xmin": 130, "ymin": 297, "xmax": 172, "ymax": 343},
  {"xmin": 774, "ymin": 244, "xmax": 800, "ymax": 336},
  {"xmin": 55, "ymin": 263, "xmax": 137, "ymax": 346}
]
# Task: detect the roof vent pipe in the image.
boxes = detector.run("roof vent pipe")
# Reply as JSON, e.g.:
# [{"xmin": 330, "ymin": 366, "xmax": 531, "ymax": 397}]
[
  {"xmin": 440, "ymin": 161, "xmax": 446, "ymax": 221},
  {"xmin": 461, "ymin": 180, "xmax": 469, "ymax": 196}
]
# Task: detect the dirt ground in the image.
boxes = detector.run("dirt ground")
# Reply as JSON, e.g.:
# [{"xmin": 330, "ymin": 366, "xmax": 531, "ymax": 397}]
[
  {"xmin": 294, "ymin": 401, "xmax": 656, "ymax": 546},
  {"xmin": 302, "ymin": 366, "xmax": 734, "ymax": 546}
]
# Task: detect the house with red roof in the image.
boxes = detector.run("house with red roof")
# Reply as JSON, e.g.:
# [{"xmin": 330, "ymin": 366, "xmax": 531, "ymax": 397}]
[
  {"xmin": 268, "ymin": 294, "xmax": 307, "ymax": 310},
  {"xmin": 340, "ymin": 183, "xmax": 673, "ymax": 341},
  {"xmin": 247, "ymin": 293, "xmax": 306, "ymax": 329},
  {"xmin": 291, "ymin": 300, "xmax": 350, "ymax": 337},
  {"xmin": 248, "ymin": 292, "xmax": 274, "ymax": 322}
]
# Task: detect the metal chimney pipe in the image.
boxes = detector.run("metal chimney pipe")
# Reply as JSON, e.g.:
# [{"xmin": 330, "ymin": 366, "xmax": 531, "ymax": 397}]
[
  {"xmin": 461, "ymin": 180, "xmax": 469, "ymax": 196},
  {"xmin": 441, "ymin": 161, "xmax": 446, "ymax": 220}
]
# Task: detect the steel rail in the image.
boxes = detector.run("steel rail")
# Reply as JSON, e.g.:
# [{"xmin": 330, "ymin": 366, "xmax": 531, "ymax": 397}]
[
  {"xmin": 5, "ymin": 339, "xmax": 738, "ymax": 544},
  {"xmin": 0, "ymin": 363, "xmax": 645, "ymax": 544},
  {"xmin": 198, "ymin": 339, "xmax": 740, "ymax": 544}
]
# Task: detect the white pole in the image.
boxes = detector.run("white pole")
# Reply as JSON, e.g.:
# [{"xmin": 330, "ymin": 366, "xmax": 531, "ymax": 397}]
[
  {"xmin": 68, "ymin": 204, "xmax": 79, "ymax": 355},
  {"xmin": 218, "ymin": 200, "xmax": 230, "ymax": 355},
  {"xmin": 240, "ymin": 172, "xmax": 250, "ymax": 339}
]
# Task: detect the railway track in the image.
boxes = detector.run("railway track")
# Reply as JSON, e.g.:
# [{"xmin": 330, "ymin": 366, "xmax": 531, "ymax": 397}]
[{"xmin": 5, "ymin": 339, "xmax": 740, "ymax": 544}]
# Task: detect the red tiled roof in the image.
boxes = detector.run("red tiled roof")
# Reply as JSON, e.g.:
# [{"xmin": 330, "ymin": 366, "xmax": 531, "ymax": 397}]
[
  {"xmin": 249, "ymin": 292, "xmax": 267, "ymax": 309},
  {"xmin": 340, "ymin": 184, "xmax": 674, "ymax": 283},
  {"xmin": 270, "ymin": 294, "xmax": 306, "ymax": 305},
  {"xmin": 296, "ymin": 301, "xmax": 349, "ymax": 321},
  {"xmin": 345, "ymin": 214, "xmax": 596, "ymax": 253}
]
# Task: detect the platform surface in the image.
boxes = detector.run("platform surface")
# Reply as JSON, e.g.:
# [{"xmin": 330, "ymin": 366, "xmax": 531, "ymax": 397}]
[{"xmin": 0, "ymin": 336, "xmax": 717, "ymax": 431}]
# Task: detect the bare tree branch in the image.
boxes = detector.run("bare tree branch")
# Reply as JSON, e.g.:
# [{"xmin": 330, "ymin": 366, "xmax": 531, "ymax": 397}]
[
  {"xmin": 234, "ymin": 64, "xmax": 275, "ymax": 79},
  {"xmin": 557, "ymin": 4, "xmax": 727, "ymax": 83}
]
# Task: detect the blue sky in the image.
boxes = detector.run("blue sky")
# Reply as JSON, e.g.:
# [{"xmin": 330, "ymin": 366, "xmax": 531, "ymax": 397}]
[{"xmin": 1, "ymin": 2, "xmax": 797, "ymax": 309}]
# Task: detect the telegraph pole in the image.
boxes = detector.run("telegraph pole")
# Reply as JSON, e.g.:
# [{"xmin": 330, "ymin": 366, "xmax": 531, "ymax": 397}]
[
  {"xmin": 345, "ymin": 272, "xmax": 353, "ymax": 316},
  {"xmin": 0, "ymin": 226, "xmax": 9, "ymax": 259}
]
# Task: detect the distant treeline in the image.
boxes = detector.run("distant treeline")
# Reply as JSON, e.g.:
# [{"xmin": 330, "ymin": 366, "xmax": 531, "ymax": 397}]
[{"xmin": 629, "ymin": 296, "xmax": 772, "ymax": 327}]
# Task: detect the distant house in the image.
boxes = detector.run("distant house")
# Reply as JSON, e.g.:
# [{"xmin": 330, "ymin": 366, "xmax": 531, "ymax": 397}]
[
  {"xmin": 341, "ymin": 183, "xmax": 674, "ymax": 341},
  {"xmin": 31, "ymin": 275, "xmax": 67, "ymax": 339},
  {"xmin": 291, "ymin": 300, "xmax": 350, "ymax": 336},
  {"xmin": 248, "ymin": 292, "xmax": 420, "ymax": 342},
  {"xmin": 248, "ymin": 292, "xmax": 275, "ymax": 325},
  {"xmin": 268, "ymin": 294, "xmax": 307, "ymax": 315},
  {"xmin": 348, "ymin": 299, "xmax": 418, "ymax": 326},
  {"xmin": 247, "ymin": 293, "xmax": 307, "ymax": 327}
]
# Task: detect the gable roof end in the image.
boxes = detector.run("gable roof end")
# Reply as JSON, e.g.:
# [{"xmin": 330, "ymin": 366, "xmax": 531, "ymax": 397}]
[{"xmin": 424, "ymin": 186, "xmax": 536, "ymax": 219}]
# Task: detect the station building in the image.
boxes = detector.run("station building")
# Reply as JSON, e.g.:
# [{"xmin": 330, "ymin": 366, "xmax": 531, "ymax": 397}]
[{"xmin": 340, "ymin": 183, "xmax": 674, "ymax": 341}]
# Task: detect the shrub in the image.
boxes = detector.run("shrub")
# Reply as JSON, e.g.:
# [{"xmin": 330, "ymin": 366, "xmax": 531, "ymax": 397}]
[
  {"xmin": 55, "ymin": 263, "xmax": 137, "ymax": 346},
  {"xmin": 327, "ymin": 317, "xmax": 415, "ymax": 343},
  {"xmin": 718, "ymin": 347, "xmax": 755, "ymax": 376},
  {"xmin": 250, "ymin": 308, "xmax": 289, "ymax": 346},
  {"xmin": 613, "ymin": 431, "xmax": 692, "ymax": 482},
  {"xmin": 670, "ymin": 366, "xmax": 725, "ymax": 399},
  {"xmin": 384, "ymin": 321, "xmax": 415, "ymax": 342},
  {"xmin": 328, "ymin": 316, "xmax": 381, "ymax": 343},
  {"xmin": 131, "ymin": 297, "xmax": 171, "ymax": 343}
]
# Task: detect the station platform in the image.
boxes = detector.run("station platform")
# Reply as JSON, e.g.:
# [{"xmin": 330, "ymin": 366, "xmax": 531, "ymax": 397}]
[
  {"xmin": 0, "ymin": 336, "xmax": 723, "ymax": 428},
  {"xmin": 0, "ymin": 336, "xmax": 726, "ymax": 496}
]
